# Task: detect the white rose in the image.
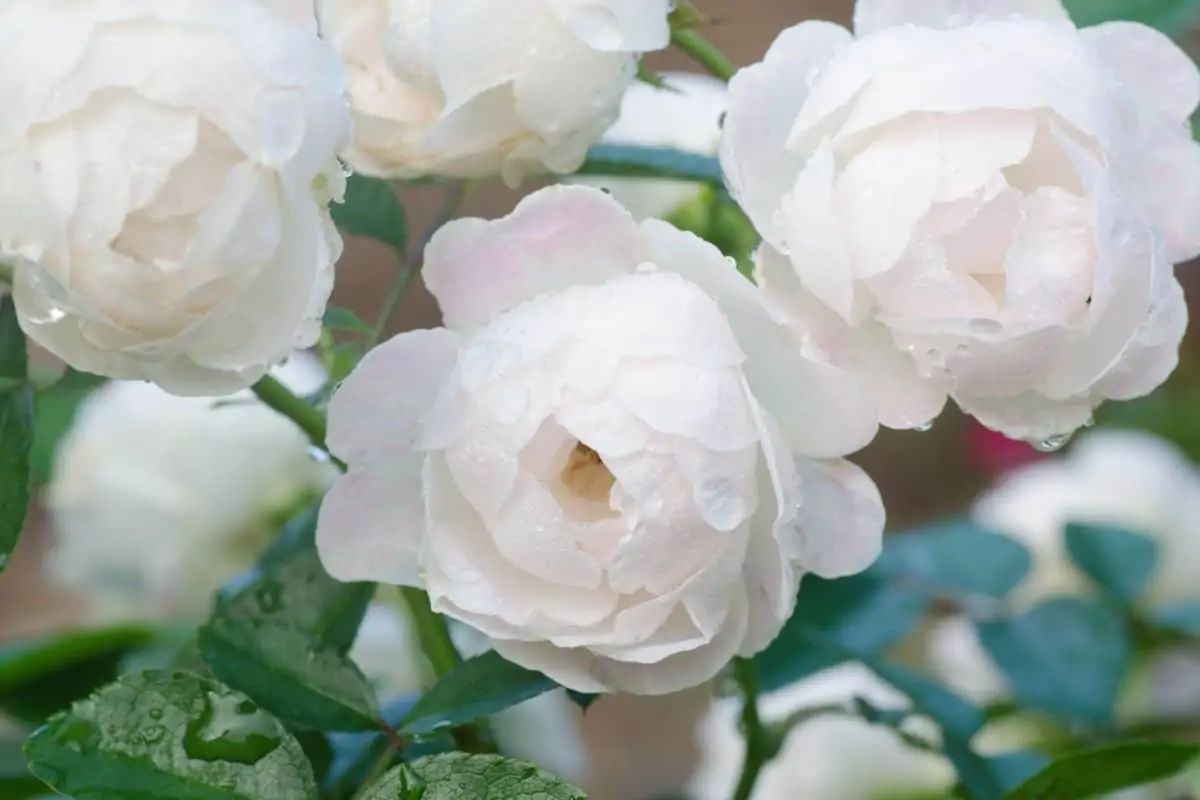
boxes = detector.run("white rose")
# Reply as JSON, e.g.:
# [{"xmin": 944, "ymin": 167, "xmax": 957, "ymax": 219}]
[
  {"xmin": 316, "ymin": 185, "xmax": 884, "ymax": 695},
  {"xmin": 722, "ymin": 0, "xmax": 1199, "ymax": 442},
  {"xmin": 47, "ymin": 352, "xmax": 338, "ymax": 620},
  {"xmin": 688, "ymin": 663, "xmax": 953, "ymax": 799},
  {"xmin": 0, "ymin": 0, "xmax": 351, "ymax": 396},
  {"xmin": 573, "ymin": 72, "xmax": 728, "ymax": 220},
  {"xmin": 315, "ymin": 0, "xmax": 672, "ymax": 184}
]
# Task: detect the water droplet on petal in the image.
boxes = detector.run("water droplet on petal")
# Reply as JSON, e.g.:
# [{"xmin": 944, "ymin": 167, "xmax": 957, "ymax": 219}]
[
  {"xmin": 1032, "ymin": 433, "xmax": 1071, "ymax": 453},
  {"xmin": 634, "ymin": 261, "xmax": 658, "ymax": 274},
  {"xmin": 914, "ymin": 420, "xmax": 934, "ymax": 433}
]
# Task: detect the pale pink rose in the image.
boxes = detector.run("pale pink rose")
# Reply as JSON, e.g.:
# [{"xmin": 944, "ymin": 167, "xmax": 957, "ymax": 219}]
[
  {"xmin": 316, "ymin": 185, "xmax": 884, "ymax": 695},
  {"xmin": 723, "ymin": 0, "xmax": 1199, "ymax": 443}
]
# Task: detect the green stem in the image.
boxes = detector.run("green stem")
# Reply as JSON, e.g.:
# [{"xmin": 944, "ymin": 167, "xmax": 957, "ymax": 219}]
[
  {"xmin": 670, "ymin": 27, "xmax": 738, "ymax": 82},
  {"xmin": 251, "ymin": 376, "xmax": 342, "ymax": 469},
  {"xmin": 400, "ymin": 586, "xmax": 462, "ymax": 679},
  {"xmin": 731, "ymin": 658, "xmax": 768, "ymax": 800}
]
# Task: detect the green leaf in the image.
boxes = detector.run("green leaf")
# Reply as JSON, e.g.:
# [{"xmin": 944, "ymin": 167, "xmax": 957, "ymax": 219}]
[
  {"xmin": 1064, "ymin": 522, "xmax": 1159, "ymax": 604},
  {"xmin": 754, "ymin": 572, "xmax": 927, "ymax": 692},
  {"xmin": 24, "ymin": 670, "xmax": 318, "ymax": 800},
  {"xmin": 1151, "ymin": 600, "xmax": 1200, "ymax": 634},
  {"xmin": 1062, "ymin": 0, "xmax": 1200, "ymax": 34},
  {"xmin": 401, "ymin": 651, "xmax": 556, "ymax": 736},
  {"xmin": 865, "ymin": 660, "xmax": 984, "ymax": 741},
  {"xmin": 362, "ymin": 753, "xmax": 586, "ymax": 800},
  {"xmin": 198, "ymin": 542, "xmax": 380, "ymax": 732},
  {"xmin": 0, "ymin": 624, "xmax": 160, "ymax": 725},
  {"xmin": 331, "ymin": 175, "xmax": 408, "ymax": 254},
  {"xmin": 0, "ymin": 296, "xmax": 32, "ymax": 574},
  {"xmin": 322, "ymin": 307, "xmax": 373, "ymax": 335},
  {"xmin": 0, "ymin": 737, "xmax": 44, "ymax": 798},
  {"xmin": 1004, "ymin": 741, "xmax": 1200, "ymax": 800},
  {"xmin": 876, "ymin": 520, "xmax": 1032, "ymax": 599},
  {"xmin": 578, "ymin": 144, "xmax": 724, "ymax": 186},
  {"xmin": 976, "ymin": 597, "xmax": 1131, "ymax": 726}
]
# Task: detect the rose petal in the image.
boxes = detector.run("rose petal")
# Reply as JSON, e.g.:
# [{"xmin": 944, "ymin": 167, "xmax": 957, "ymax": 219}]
[
  {"xmin": 1128, "ymin": 134, "xmax": 1200, "ymax": 264},
  {"xmin": 720, "ymin": 20, "xmax": 853, "ymax": 247},
  {"xmin": 545, "ymin": 0, "xmax": 671, "ymax": 52},
  {"xmin": 326, "ymin": 327, "xmax": 462, "ymax": 464},
  {"xmin": 423, "ymin": 185, "xmax": 641, "ymax": 331},
  {"xmin": 853, "ymin": 0, "xmax": 1070, "ymax": 37},
  {"xmin": 1083, "ymin": 21, "xmax": 1200, "ymax": 128},
  {"xmin": 791, "ymin": 458, "xmax": 885, "ymax": 578},
  {"xmin": 316, "ymin": 464, "xmax": 425, "ymax": 585},
  {"xmin": 641, "ymin": 220, "xmax": 879, "ymax": 459}
]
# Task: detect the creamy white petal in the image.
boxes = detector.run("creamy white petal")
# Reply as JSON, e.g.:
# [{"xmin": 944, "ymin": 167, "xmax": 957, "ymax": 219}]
[{"xmin": 853, "ymin": 0, "xmax": 1070, "ymax": 37}]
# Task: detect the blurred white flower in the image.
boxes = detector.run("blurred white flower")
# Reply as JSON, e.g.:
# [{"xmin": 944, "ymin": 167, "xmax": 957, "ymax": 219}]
[
  {"xmin": 316, "ymin": 0, "xmax": 672, "ymax": 184},
  {"xmin": 317, "ymin": 185, "xmax": 884, "ymax": 695},
  {"xmin": 47, "ymin": 352, "xmax": 337, "ymax": 620},
  {"xmin": 975, "ymin": 429, "xmax": 1200, "ymax": 607},
  {"xmin": 723, "ymin": 0, "xmax": 1198, "ymax": 441},
  {"xmin": 688, "ymin": 663, "xmax": 953, "ymax": 799},
  {"xmin": 0, "ymin": 0, "xmax": 350, "ymax": 395},
  {"xmin": 347, "ymin": 602, "xmax": 431, "ymax": 702},
  {"xmin": 574, "ymin": 72, "xmax": 728, "ymax": 219}
]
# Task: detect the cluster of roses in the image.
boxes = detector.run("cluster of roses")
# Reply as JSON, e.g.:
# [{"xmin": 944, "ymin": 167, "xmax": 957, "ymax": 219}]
[{"xmin": 7, "ymin": 0, "xmax": 1199, "ymax": 698}]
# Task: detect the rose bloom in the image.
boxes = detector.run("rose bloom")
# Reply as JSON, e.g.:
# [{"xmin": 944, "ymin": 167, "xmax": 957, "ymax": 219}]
[
  {"xmin": 573, "ymin": 71, "xmax": 728, "ymax": 220},
  {"xmin": 723, "ymin": 0, "xmax": 1200, "ymax": 443},
  {"xmin": 315, "ymin": 0, "xmax": 671, "ymax": 184},
  {"xmin": 317, "ymin": 185, "xmax": 884, "ymax": 695},
  {"xmin": 48, "ymin": 352, "xmax": 336, "ymax": 620},
  {"xmin": 688, "ymin": 664, "xmax": 952, "ymax": 799},
  {"xmin": 0, "ymin": 0, "xmax": 350, "ymax": 395}
]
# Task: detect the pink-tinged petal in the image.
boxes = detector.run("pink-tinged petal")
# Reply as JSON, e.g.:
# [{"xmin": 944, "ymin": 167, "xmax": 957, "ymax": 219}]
[
  {"xmin": 1083, "ymin": 21, "xmax": 1200, "ymax": 128},
  {"xmin": 1129, "ymin": 135, "xmax": 1200, "ymax": 264},
  {"xmin": 545, "ymin": 0, "xmax": 672, "ymax": 52},
  {"xmin": 780, "ymin": 141, "xmax": 856, "ymax": 320},
  {"xmin": 316, "ymin": 461, "xmax": 425, "ymax": 585},
  {"xmin": 640, "ymin": 220, "xmax": 879, "ymax": 459},
  {"xmin": 423, "ymin": 455, "xmax": 620, "ymax": 631},
  {"xmin": 423, "ymin": 185, "xmax": 641, "ymax": 331},
  {"xmin": 836, "ymin": 115, "xmax": 941, "ymax": 278},
  {"xmin": 326, "ymin": 328, "xmax": 462, "ymax": 465},
  {"xmin": 955, "ymin": 390, "xmax": 1095, "ymax": 442},
  {"xmin": 830, "ymin": 23, "xmax": 1111, "ymax": 147},
  {"xmin": 1002, "ymin": 187, "xmax": 1096, "ymax": 325},
  {"xmin": 933, "ymin": 111, "xmax": 1036, "ymax": 203},
  {"xmin": 869, "ymin": 235, "xmax": 999, "ymax": 323},
  {"xmin": 1089, "ymin": 260, "xmax": 1187, "ymax": 402},
  {"xmin": 493, "ymin": 583, "xmax": 750, "ymax": 694},
  {"xmin": 744, "ymin": 398, "xmax": 803, "ymax": 622},
  {"xmin": 853, "ymin": 0, "xmax": 1069, "ymax": 36},
  {"xmin": 842, "ymin": 322, "xmax": 949, "ymax": 429},
  {"xmin": 792, "ymin": 459, "xmax": 885, "ymax": 578},
  {"xmin": 755, "ymin": 245, "xmax": 947, "ymax": 431},
  {"xmin": 721, "ymin": 20, "xmax": 853, "ymax": 247}
]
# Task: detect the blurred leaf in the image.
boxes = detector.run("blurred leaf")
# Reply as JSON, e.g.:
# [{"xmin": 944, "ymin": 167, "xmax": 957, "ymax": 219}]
[
  {"xmin": 322, "ymin": 307, "xmax": 372, "ymax": 335},
  {"xmin": 24, "ymin": 670, "xmax": 318, "ymax": 799},
  {"xmin": 0, "ymin": 624, "xmax": 160, "ymax": 725},
  {"xmin": 361, "ymin": 753, "xmax": 586, "ymax": 800},
  {"xmin": 293, "ymin": 731, "xmax": 333, "ymax": 786},
  {"xmin": 948, "ymin": 749, "xmax": 1052, "ymax": 800},
  {"xmin": 755, "ymin": 572, "xmax": 927, "ymax": 692},
  {"xmin": 1064, "ymin": 522, "xmax": 1159, "ymax": 604},
  {"xmin": 565, "ymin": 690, "xmax": 599, "ymax": 713},
  {"xmin": 866, "ymin": 659, "xmax": 984, "ymax": 741},
  {"xmin": 578, "ymin": 144, "xmax": 724, "ymax": 186},
  {"xmin": 1062, "ymin": 0, "xmax": 1200, "ymax": 34},
  {"xmin": 1004, "ymin": 741, "xmax": 1200, "ymax": 800},
  {"xmin": 976, "ymin": 598, "xmax": 1131, "ymax": 726},
  {"xmin": 331, "ymin": 175, "xmax": 408, "ymax": 254},
  {"xmin": 0, "ymin": 296, "xmax": 32, "ymax": 573},
  {"xmin": 198, "ymin": 531, "xmax": 380, "ymax": 732},
  {"xmin": 0, "ymin": 737, "xmax": 44, "ymax": 798},
  {"xmin": 1151, "ymin": 600, "xmax": 1200, "ymax": 635},
  {"xmin": 401, "ymin": 651, "xmax": 556, "ymax": 736},
  {"xmin": 876, "ymin": 520, "xmax": 1032, "ymax": 599}
]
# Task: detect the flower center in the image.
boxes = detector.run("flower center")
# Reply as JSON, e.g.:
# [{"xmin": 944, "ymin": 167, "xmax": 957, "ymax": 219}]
[{"xmin": 559, "ymin": 442, "xmax": 615, "ymax": 503}]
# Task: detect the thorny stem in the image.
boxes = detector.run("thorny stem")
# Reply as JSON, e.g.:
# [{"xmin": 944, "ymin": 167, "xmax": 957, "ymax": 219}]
[{"xmin": 670, "ymin": 27, "xmax": 738, "ymax": 82}]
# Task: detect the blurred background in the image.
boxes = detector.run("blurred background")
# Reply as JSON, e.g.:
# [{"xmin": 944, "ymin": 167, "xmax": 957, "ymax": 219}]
[{"xmin": 3, "ymin": 1, "xmax": 1200, "ymax": 798}]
